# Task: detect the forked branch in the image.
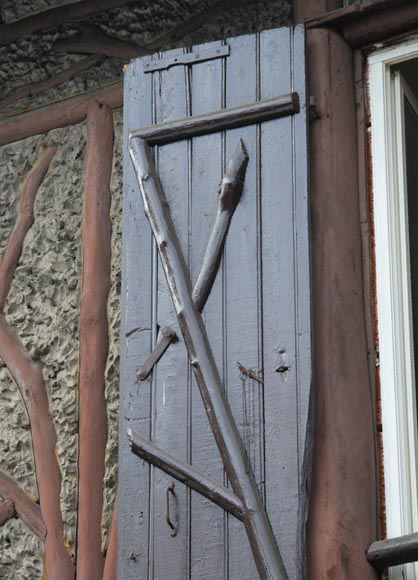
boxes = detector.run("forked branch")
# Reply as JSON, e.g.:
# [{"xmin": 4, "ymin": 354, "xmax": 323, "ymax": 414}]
[
  {"xmin": 0, "ymin": 499, "xmax": 15, "ymax": 527},
  {"xmin": 0, "ymin": 470, "xmax": 45, "ymax": 539}
]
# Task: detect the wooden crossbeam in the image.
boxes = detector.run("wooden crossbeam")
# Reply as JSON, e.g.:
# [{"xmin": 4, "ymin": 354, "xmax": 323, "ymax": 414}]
[{"xmin": 367, "ymin": 533, "xmax": 418, "ymax": 569}]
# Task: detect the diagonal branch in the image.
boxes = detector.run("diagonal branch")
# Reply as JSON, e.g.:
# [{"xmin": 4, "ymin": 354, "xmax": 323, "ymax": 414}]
[
  {"xmin": 0, "ymin": 146, "xmax": 57, "ymax": 311},
  {"xmin": 76, "ymin": 100, "xmax": 113, "ymax": 580},
  {"xmin": 0, "ymin": 499, "xmax": 15, "ymax": 527},
  {"xmin": 0, "ymin": 56, "xmax": 102, "ymax": 112},
  {"xmin": 0, "ymin": 470, "xmax": 45, "ymax": 539},
  {"xmin": 0, "ymin": 319, "xmax": 73, "ymax": 578}
]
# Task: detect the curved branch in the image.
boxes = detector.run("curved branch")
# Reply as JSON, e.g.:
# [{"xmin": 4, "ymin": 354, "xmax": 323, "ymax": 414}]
[
  {"xmin": 0, "ymin": 146, "xmax": 57, "ymax": 311},
  {"xmin": 0, "ymin": 470, "xmax": 45, "ymax": 538},
  {"xmin": 0, "ymin": 56, "xmax": 102, "ymax": 112},
  {"xmin": 76, "ymin": 100, "xmax": 113, "ymax": 580},
  {"xmin": 0, "ymin": 317, "xmax": 74, "ymax": 578}
]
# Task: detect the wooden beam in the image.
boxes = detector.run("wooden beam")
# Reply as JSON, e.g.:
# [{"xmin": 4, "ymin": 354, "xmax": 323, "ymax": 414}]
[
  {"xmin": 0, "ymin": 81, "xmax": 122, "ymax": 146},
  {"xmin": 102, "ymin": 496, "xmax": 118, "ymax": 580},
  {"xmin": 0, "ymin": 0, "xmax": 141, "ymax": 46},
  {"xmin": 367, "ymin": 533, "xmax": 418, "ymax": 569},
  {"xmin": 53, "ymin": 25, "xmax": 150, "ymax": 60},
  {"xmin": 0, "ymin": 56, "xmax": 102, "ymax": 111},
  {"xmin": 341, "ymin": 1, "xmax": 418, "ymax": 47},
  {"xmin": 0, "ymin": 470, "xmax": 46, "ymax": 539},
  {"xmin": 0, "ymin": 499, "xmax": 16, "ymax": 527},
  {"xmin": 76, "ymin": 100, "xmax": 113, "ymax": 580},
  {"xmin": 305, "ymin": 0, "xmax": 404, "ymax": 28}
]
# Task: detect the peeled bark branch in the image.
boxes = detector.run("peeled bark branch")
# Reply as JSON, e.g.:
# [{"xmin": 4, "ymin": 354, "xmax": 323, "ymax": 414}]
[
  {"xmin": 0, "ymin": 147, "xmax": 57, "ymax": 311},
  {"xmin": 0, "ymin": 56, "xmax": 102, "ymax": 112},
  {"xmin": 76, "ymin": 100, "xmax": 113, "ymax": 580},
  {"xmin": 0, "ymin": 318, "xmax": 73, "ymax": 578},
  {"xmin": 0, "ymin": 499, "xmax": 16, "ymax": 527},
  {"xmin": 102, "ymin": 495, "xmax": 118, "ymax": 580},
  {"xmin": 0, "ymin": 471, "xmax": 45, "ymax": 538},
  {"xmin": 53, "ymin": 25, "xmax": 150, "ymax": 60}
]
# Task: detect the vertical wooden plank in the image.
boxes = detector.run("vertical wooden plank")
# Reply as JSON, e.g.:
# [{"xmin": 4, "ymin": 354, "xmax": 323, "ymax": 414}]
[
  {"xmin": 189, "ymin": 40, "xmax": 226, "ymax": 580},
  {"xmin": 151, "ymin": 47, "xmax": 190, "ymax": 580},
  {"xmin": 224, "ymin": 32, "xmax": 260, "ymax": 580},
  {"xmin": 118, "ymin": 58, "xmax": 153, "ymax": 580}
]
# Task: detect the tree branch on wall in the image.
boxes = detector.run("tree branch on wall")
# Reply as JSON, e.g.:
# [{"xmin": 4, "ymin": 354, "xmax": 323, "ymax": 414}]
[
  {"xmin": 76, "ymin": 100, "xmax": 113, "ymax": 580},
  {"xmin": 0, "ymin": 470, "xmax": 46, "ymax": 539},
  {"xmin": 0, "ymin": 146, "xmax": 75, "ymax": 579},
  {"xmin": 0, "ymin": 56, "xmax": 102, "ymax": 112}
]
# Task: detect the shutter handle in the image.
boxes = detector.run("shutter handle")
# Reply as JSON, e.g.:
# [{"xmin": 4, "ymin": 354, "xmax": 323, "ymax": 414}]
[{"xmin": 165, "ymin": 481, "xmax": 177, "ymax": 537}]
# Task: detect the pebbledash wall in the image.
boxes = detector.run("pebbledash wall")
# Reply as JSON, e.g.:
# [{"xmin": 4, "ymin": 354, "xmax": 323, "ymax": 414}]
[{"xmin": 0, "ymin": 1, "xmax": 292, "ymax": 577}]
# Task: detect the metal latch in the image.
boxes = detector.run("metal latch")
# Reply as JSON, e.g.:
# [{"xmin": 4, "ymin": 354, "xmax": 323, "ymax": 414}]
[{"xmin": 144, "ymin": 45, "xmax": 230, "ymax": 73}]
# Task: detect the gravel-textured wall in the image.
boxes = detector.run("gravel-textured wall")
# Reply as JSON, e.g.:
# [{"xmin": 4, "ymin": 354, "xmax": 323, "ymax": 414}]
[
  {"xmin": 0, "ymin": 111, "xmax": 122, "ymax": 579},
  {"xmin": 0, "ymin": 1, "xmax": 295, "ymax": 577}
]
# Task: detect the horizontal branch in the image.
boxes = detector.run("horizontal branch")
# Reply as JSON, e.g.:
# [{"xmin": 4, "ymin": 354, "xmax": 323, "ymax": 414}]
[
  {"xmin": 53, "ymin": 25, "xmax": 150, "ymax": 60},
  {"xmin": 0, "ymin": 146, "xmax": 57, "ymax": 311},
  {"xmin": 129, "ymin": 429, "xmax": 245, "ymax": 521},
  {"xmin": 305, "ymin": 0, "xmax": 404, "ymax": 27},
  {"xmin": 0, "ymin": 470, "xmax": 45, "ymax": 539},
  {"xmin": 0, "ymin": 0, "xmax": 141, "ymax": 46},
  {"xmin": 0, "ymin": 498, "xmax": 16, "ymax": 527},
  {"xmin": 0, "ymin": 317, "xmax": 74, "ymax": 578},
  {"xmin": 0, "ymin": 56, "xmax": 102, "ymax": 111},
  {"xmin": 0, "ymin": 81, "xmax": 122, "ymax": 146},
  {"xmin": 367, "ymin": 533, "xmax": 418, "ymax": 569}
]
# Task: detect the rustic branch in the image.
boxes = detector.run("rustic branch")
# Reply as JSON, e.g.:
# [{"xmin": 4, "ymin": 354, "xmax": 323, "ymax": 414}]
[
  {"xmin": 193, "ymin": 138, "xmax": 248, "ymax": 312},
  {"xmin": 367, "ymin": 532, "xmax": 418, "ymax": 569},
  {"xmin": 102, "ymin": 495, "xmax": 118, "ymax": 580},
  {"xmin": 53, "ymin": 25, "xmax": 150, "ymax": 60},
  {"xmin": 0, "ymin": 56, "xmax": 102, "ymax": 112},
  {"xmin": 0, "ymin": 0, "xmax": 141, "ymax": 46},
  {"xmin": 76, "ymin": 100, "xmax": 113, "ymax": 580},
  {"xmin": 306, "ymin": 0, "xmax": 404, "ymax": 27},
  {"xmin": 0, "ymin": 498, "xmax": 16, "ymax": 527},
  {"xmin": 0, "ymin": 318, "xmax": 74, "ymax": 578},
  {"xmin": 0, "ymin": 470, "xmax": 45, "ymax": 538},
  {"xmin": 0, "ymin": 147, "xmax": 57, "ymax": 311},
  {"xmin": 0, "ymin": 81, "xmax": 122, "ymax": 147},
  {"xmin": 129, "ymin": 136, "xmax": 288, "ymax": 580}
]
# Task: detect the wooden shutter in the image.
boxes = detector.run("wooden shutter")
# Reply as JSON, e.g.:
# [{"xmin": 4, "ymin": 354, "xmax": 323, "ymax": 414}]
[{"xmin": 118, "ymin": 26, "xmax": 311, "ymax": 580}]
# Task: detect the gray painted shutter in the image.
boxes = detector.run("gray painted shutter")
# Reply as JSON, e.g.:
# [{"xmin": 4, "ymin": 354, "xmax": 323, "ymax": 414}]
[{"xmin": 118, "ymin": 26, "xmax": 311, "ymax": 580}]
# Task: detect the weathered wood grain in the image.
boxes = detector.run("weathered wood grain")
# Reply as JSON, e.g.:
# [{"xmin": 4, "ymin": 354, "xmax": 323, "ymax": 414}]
[
  {"xmin": 0, "ymin": 81, "xmax": 122, "ymax": 146},
  {"xmin": 0, "ymin": 56, "xmax": 101, "ymax": 111},
  {"xmin": 0, "ymin": 470, "xmax": 45, "ymax": 539},
  {"xmin": 0, "ymin": 147, "xmax": 57, "ymax": 311},
  {"xmin": 76, "ymin": 100, "xmax": 113, "ymax": 580}
]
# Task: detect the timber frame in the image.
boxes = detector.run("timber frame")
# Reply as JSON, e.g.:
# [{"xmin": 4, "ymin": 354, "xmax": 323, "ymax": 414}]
[{"xmin": 294, "ymin": 0, "xmax": 418, "ymax": 578}]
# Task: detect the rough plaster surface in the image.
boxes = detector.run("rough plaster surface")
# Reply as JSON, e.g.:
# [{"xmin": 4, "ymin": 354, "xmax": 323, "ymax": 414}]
[
  {"xmin": 0, "ymin": 0, "xmax": 292, "ymax": 115},
  {"xmin": 0, "ymin": 111, "xmax": 122, "ymax": 578}
]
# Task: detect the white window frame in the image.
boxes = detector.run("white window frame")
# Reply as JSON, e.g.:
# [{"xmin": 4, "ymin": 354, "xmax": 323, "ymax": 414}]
[{"xmin": 369, "ymin": 38, "xmax": 418, "ymax": 579}]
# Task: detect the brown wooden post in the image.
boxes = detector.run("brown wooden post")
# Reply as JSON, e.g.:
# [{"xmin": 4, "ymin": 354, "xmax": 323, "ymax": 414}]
[
  {"xmin": 294, "ymin": 2, "xmax": 379, "ymax": 578},
  {"xmin": 76, "ymin": 100, "xmax": 113, "ymax": 580}
]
